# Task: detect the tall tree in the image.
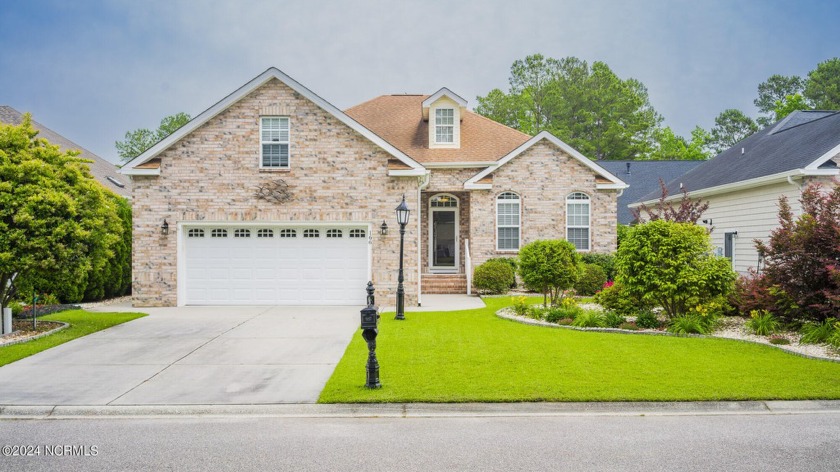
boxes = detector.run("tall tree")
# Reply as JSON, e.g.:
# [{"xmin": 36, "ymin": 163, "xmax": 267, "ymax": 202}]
[
  {"xmin": 804, "ymin": 58, "xmax": 840, "ymax": 110},
  {"xmin": 115, "ymin": 112, "xmax": 191, "ymax": 162},
  {"xmin": 650, "ymin": 126, "xmax": 711, "ymax": 161},
  {"xmin": 754, "ymin": 74, "xmax": 805, "ymax": 126},
  {"xmin": 708, "ymin": 109, "xmax": 759, "ymax": 154},
  {"xmin": 0, "ymin": 115, "xmax": 122, "ymax": 310},
  {"xmin": 773, "ymin": 93, "xmax": 811, "ymax": 121},
  {"xmin": 475, "ymin": 54, "xmax": 662, "ymax": 160}
]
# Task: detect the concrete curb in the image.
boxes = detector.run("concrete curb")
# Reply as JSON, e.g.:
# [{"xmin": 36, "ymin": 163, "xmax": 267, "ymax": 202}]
[
  {"xmin": 0, "ymin": 321, "xmax": 69, "ymax": 347},
  {"xmin": 1, "ymin": 401, "xmax": 839, "ymax": 419}
]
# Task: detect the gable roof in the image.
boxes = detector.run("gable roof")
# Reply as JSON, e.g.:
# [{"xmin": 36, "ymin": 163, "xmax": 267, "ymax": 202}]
[
  {"xmin": 634, "ymin": 110, "xmax": 840, "ymax": 204},
  {"xmin": 120, "ymin": 68, "xmax": 425, "ymax": 176},
  {"xmin": 345, "ymin": 94, "xmax": 531, "ymax": 164},
  {"xmin": 0, "ymin": 106, "xmax": 131, "ymax": 197},
  {"xmin": 598, "ymin": 160, "xmax": 705, "ymax": 224},
  {"xmin": 464, "ymin": 131, "xmax": 628, "ymax": 190}
]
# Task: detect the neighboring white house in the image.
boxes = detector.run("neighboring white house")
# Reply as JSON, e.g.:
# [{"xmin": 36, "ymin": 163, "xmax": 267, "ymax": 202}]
[{"xmin": 630, "ymin": 110, "xmax": 840, "ymax": 274}]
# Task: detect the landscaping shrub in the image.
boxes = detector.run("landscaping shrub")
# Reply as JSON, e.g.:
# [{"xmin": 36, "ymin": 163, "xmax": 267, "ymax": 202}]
[
  {"xmin": 486, "ymin": 257, "xmax": 518, "ymax": 288},
  {"xmin": 8, "ymin": 301, "xmax": 23, "ymax": 317},
  {"xmin": 618, "ymin": 322, "xmax": 639, "ymax": 331},
  {"xmin": 828, "ymin": 325, "xmax": 840, "ymax": 349},
  {"xmin": 580, "ymin": 253, "xmax": 616, "ymax": 281},
  {"xmin": 84, "ymin": 193, "xmax": 132, "ymax": 301},
  {"xmin": 603, "ymin": 311, "xmax": 625, "ymax": 328},
  {"xmin": 510, "ymin": 296, "xmax": 530, "ymax": 317},
  {"xmin": 755, "ymin": 184, "xmax": 840, "ymax": 323},
  {"xmin": 729, "ymin": 271, "xmax": 800, "ymax": 322},
  {"xmin": 16, "ymin": 304, "xmax": 80, "ymax": 319},
  {"xmin": 574, "ymin": 264, "xmax": 608, "ymax": 296},
  {"xmin": 635, "ymin": 310, "xmax": 661, "ymax": 329},
  {"xmin": 800, "ymin": 320, "xmax": 837, "ymax": 344},
  {"xmin": 594, "ymin": 281, "xmax": 652, "ymax": 316},
  {"xmin": 518, "ymin": 240, "xmax": 581, "ymax": 306},
  {"xmin": 746, "ymin": 310, "xmax": 780, "ymax": 336},
  {"xmin": 571, "ymin": 310, "xmax": 605, "ymax": 328},
  {"xmin": 544, "ymin": 305, "xmax": 583, "ymax": 323},
  {"xmin": 473, "ymin": 259, "xmax": 516, "ymax": 294},
  {"xmin": 615, "ymin": 220, "xmax": 736, "ymax": 319},
  {"xmin": 667, "ymin": 315, "xmax": 710, "ymax": 335}
]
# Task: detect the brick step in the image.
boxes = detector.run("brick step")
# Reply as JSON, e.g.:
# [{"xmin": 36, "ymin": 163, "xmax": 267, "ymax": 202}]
[{"xmin": 422, "ymin": 274, "xmax": 468, "ymax": 294}]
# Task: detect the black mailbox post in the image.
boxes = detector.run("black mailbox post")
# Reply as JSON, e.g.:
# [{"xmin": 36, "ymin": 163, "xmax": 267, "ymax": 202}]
[{"xmin": 360, "ymin": 282, "xmax": 381, "ymax": 389}]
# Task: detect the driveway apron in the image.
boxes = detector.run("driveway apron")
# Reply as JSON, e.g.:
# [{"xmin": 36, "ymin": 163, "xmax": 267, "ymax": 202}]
[{"xmin": 0, "ymin": 305, "xmax": 359, "ymax": 405}]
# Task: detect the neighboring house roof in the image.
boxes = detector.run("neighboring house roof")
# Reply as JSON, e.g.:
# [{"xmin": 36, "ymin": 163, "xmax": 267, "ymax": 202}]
[
  {"xmin": 598, "ymin": 160, "xmax": 705, "ymax": 224},
  {"xmin": 120, "ymin": 67, "xmax": 426, "ymax": 176},
  {"xmin": 464, "ymin": 131, "xmax": 628, "ymax": 190},
  {"xmin": 635, "ymin": 110, "xmax": 840, "ymax": 204},
  {"xmin": 0, "ymin": 105, "xmax": 131, "ymax": 197},
  {"xmin": 345, "ymin": 94, "xmax": 531, "ymax": 164}
]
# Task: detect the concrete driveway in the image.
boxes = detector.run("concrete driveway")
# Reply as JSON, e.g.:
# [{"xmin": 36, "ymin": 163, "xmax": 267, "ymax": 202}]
[{"xmin": 0, "ymin": 305, "xmax": 359, "ymax": 405}]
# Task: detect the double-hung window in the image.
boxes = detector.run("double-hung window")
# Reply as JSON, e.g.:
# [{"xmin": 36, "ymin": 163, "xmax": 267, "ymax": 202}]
[
  {"xmin": 566, "ymin": 192, "xmax": 590, "ymax": 251},
  {"xmin": 260, "ymin": 117, "xmax": 290, "ymax": 168},
  {"xmin": 435, "ymin": 108, "xmax": 454, "ymax": 143},
  {"xmin": 496, "ymin": 192, "xmax": 521, "ymax": 251}
]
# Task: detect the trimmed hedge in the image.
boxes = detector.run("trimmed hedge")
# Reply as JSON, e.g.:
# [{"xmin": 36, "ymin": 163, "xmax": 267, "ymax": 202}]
[{"xmin": 473, "ymin": 259, "xmax": 516, "ymax": 294}]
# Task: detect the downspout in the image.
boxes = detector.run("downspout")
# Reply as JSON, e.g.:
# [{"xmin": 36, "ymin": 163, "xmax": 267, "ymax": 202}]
[
  {"xmin": 786, "ymin": 175, "xmax": 802, "ymax": 191},
  {"xmin": 417, "ymin": 171, "xmax": 431, "ymax": 307}
]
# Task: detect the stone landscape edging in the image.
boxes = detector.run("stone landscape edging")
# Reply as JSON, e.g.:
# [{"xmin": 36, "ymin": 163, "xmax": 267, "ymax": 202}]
[
  {"xmin": 496, "ymin": 309, "xmax": 840, "ymax": 364},
  {"xmin": 0, "ymin": 322, "xmax": 69, "ymax": 347}
]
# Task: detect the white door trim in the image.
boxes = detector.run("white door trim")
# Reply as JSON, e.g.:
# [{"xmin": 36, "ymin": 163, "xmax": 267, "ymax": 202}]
[{"xmin": 428, "ymin": 194, "xmax": 459, "ymax": 273}]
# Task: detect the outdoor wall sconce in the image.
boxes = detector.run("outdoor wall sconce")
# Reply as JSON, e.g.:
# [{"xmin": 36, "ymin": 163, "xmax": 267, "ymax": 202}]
[
  {"xmin": 161, "ymin": 219, "xmax": 169, "ymax": 236},
  {"xmin": 702, "ymin": 219, "xmax": 713, "ymax": 225},
  {"xmin": 380, "ymin": 220, "xmax": 388, "ymax": 236}
]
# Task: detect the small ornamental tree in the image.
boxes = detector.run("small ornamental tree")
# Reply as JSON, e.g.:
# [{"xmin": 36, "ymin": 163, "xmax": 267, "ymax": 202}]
[
  {"xmin": 0, "ymin": 115, "xmax": 122, "ymax": 309},
  {"xmin": 755, "ymin": 183, "xmax": 840, "ymax": 322},
  {"xmin": 518, "ymin": 240, "xmax": 581, "ymax": 306},
  {"xmin": 616, "ymin": 220, "xmax": 735, "ymax": 318},
  {"xmin": 631, "ymin": 178, "xmax": 710, "ymax": 225}
]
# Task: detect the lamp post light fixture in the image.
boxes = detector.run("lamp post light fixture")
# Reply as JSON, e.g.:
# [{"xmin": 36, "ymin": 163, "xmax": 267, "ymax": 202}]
[
  {"xmin": 394, "ymin": 195, "xmax": 410, "ymax": 321},
  {"xmin": 161, "ymin": 219, "xmax": 169, "ymax": 236}
]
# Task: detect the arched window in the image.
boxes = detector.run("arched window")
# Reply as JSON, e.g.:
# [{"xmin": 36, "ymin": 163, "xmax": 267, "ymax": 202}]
[
  {"xmin": 566, "ymin": 192, "xmax": 590, "ymax": 251},
  {"xmin": 496, "ymin": 192, "xmax": 521, "ymax": 250}
]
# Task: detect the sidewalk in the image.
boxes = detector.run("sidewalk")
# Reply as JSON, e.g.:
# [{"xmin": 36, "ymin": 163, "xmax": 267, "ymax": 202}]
[{"xmin": 2, "ymin": 400, "xmax": 839, "ymax": 419}]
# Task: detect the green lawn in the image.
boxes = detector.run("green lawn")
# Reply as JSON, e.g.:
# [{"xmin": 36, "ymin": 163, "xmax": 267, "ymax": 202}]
[
  {"xmin": 319, "ymin": 297, "xmax": 840, "ymax": 403},
  {"xmin": 0, "ymin": 310, "xmax": 146, "ymax": 367}
]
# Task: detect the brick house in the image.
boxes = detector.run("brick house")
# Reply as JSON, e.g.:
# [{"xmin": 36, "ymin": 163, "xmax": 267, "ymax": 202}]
[{"xmin": 121, "ymin": 68, "xmax": 627, "ymax": 307}]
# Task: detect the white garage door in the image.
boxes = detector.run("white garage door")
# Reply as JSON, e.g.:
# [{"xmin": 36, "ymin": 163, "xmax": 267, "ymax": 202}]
[{"xmin": 184, "ymin": 225, "xmax": 369, "ymax": 305}]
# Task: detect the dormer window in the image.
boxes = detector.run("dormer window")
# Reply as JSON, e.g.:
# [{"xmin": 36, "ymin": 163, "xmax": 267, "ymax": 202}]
[{"xmin": 435, "ymin": 109, "xmax": 454, "ymax": 144}]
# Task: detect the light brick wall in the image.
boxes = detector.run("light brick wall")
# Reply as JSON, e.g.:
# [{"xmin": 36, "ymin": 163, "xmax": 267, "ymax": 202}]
[
  {"xmin": 131, "ymin": 78, "xmax": 419, "ymax": 307},
  {"xmin": 468, "ymin": 141, "xmax": 618, "ymax": 267}
]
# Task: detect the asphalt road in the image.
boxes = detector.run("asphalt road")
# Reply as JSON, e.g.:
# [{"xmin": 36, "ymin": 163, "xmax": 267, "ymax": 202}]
[{"xmin": 1, "ymin": 412, "xmax": 838, "ymax": 471}]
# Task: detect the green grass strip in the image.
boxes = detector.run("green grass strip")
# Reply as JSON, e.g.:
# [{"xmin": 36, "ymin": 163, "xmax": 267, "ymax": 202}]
[
  {"xmin": 320, "ymin": 297, "xmax": 840, "ymax": 403},
  {"xmin": 0, "ymin": 310, "xmax": 146, "ymax": 367}
]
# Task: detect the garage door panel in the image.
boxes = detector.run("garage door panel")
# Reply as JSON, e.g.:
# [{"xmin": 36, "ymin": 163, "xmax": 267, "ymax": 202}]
[{"xmin": 185, "ymin": 225, "xmax": 368, "ymax": 305}]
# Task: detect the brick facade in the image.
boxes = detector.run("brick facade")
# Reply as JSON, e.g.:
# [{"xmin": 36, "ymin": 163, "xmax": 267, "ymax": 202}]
[{"xmin": 131, "ymin": 78, "xmax": 419, "ymax": 306}]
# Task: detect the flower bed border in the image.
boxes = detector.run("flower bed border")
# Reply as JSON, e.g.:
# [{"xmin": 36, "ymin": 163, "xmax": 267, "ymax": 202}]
[
  {"xmin": 0, "ymin": 322, "xmax": 70, "ymax": 347},
  {"xmin": 496, "ymin": 308, "xmax": 840, "ymax": 364}
]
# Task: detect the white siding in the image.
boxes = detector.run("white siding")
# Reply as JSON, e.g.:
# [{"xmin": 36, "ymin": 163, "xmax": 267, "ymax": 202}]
[{"xmin": 702, "ymin": 181, "xmax": 802, "ymax": 274}]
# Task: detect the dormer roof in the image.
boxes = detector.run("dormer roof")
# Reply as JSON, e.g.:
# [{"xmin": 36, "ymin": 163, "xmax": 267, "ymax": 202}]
[{"xmin": 421, "ymin": 87, "xmax": 467, "ymax": 121}]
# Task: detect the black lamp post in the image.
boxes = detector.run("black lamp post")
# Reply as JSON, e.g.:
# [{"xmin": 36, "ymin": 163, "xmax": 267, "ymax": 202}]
[{"xmin": 394, "ymin": 195, "xmax": 410, "ymax": 320}]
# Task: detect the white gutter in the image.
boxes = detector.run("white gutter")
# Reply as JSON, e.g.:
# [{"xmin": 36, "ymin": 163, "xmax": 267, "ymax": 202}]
[
  {"xmin": 786, "ymin": 175, "xmax": 802, "ymax": 191},
  {"xmin": 416, "ymin": 171, "xmax": 431, "ymax": 307},
  {"xmin": 424, "ymin": 161, "xmax": 497, "ymax": 169},
  {"xmin": 629, "ymin": 168, "xmax": 839, "ymax": 208}
]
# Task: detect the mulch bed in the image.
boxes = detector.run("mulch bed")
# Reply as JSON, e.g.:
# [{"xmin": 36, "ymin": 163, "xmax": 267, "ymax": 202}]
[{"xmin": 0, "ymin": 320, "xmax": 65, "ymax": 346}]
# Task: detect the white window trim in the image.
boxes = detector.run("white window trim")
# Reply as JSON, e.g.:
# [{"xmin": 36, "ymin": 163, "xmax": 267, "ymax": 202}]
[
  {"xmin": 434, "ymin": 108, "xmax": 454, "ymax": 144},
  {"xmin": 496, "ymin": 192, "xmax": 521, "ymax": 252},
  {"xmin": 566, "ymin": 192, "xmax": 591, "ymax": 252},
  {"xmin": 260, "ymin": 116, "xmax": 290, "ymax": 169}
]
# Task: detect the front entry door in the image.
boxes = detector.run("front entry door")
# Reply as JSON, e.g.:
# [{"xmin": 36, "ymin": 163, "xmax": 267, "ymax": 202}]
[{"xmin": 431, "ymin": 209, "xmax": 458, "ymax": 271}]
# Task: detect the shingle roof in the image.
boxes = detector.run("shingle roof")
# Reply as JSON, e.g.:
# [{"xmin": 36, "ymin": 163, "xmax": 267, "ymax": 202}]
[
  {"xmin": 598, "ymin": 160, "xmax": 705, "ymax": 224},
  {"xmin": 0, "ymin": 106, "xmax": 131, "ymax": 197},
  {"xmin": 639, "ymin": 110, "xmax": 840, "ymax": 202},
  {"xmin": 345, "ymin": 94, "xmax": 531, "ymax": 163}
]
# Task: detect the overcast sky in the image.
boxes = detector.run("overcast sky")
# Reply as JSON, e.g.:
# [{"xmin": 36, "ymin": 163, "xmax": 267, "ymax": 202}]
[{"xmin": 1, "ymin": 0, "xmax": 838, "ymax": 163}]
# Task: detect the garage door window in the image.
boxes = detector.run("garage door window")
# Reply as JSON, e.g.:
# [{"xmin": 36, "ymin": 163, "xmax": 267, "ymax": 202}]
[
  {"xmin": 234, "ymin": 229, "xmax": 251, "ymax": 238},
  {"xmin": 280, "ymin": 229, "xmax": 296, "ymax": 238},
  {"xmin": 304, "ymin": 229, "xmax": 319, "ymax": 238},
  {"xmin": 349, "ymin": 229, "xmax": 366, "ymax": 238},
  {"xmin": 327, "ymin": 229, "xmax": 342, "ymax": 238},
  {"xmin": 211, "ymin": 229, "xmax": 228, "ymax": 238},
  {"xmin": 188, "ymin": 228, "xmax": 204, "ymax": 238},
  {"xmin": 257, "ymin": 229, "xmax": 273, "ymax": 238}
]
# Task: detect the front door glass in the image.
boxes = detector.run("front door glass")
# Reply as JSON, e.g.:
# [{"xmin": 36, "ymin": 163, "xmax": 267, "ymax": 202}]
[{"xmin": 432, "ymin": 210, "xmax": 456, "ymax": 268}]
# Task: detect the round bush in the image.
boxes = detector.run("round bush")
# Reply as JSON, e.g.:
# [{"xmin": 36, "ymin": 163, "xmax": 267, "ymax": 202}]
[
  {"xmin": 473, "ymin": 260, "xmax": 515, "ymax": 294},
  {"xmin": 575, "ymin": 263, "xmax": 608, "ymax": 296}
]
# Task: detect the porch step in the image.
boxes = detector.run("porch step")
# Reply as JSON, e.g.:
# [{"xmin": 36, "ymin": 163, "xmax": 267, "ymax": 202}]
[{"xmin": 422, "ymin": 274, "xmax": 468, "ymax": 294}]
